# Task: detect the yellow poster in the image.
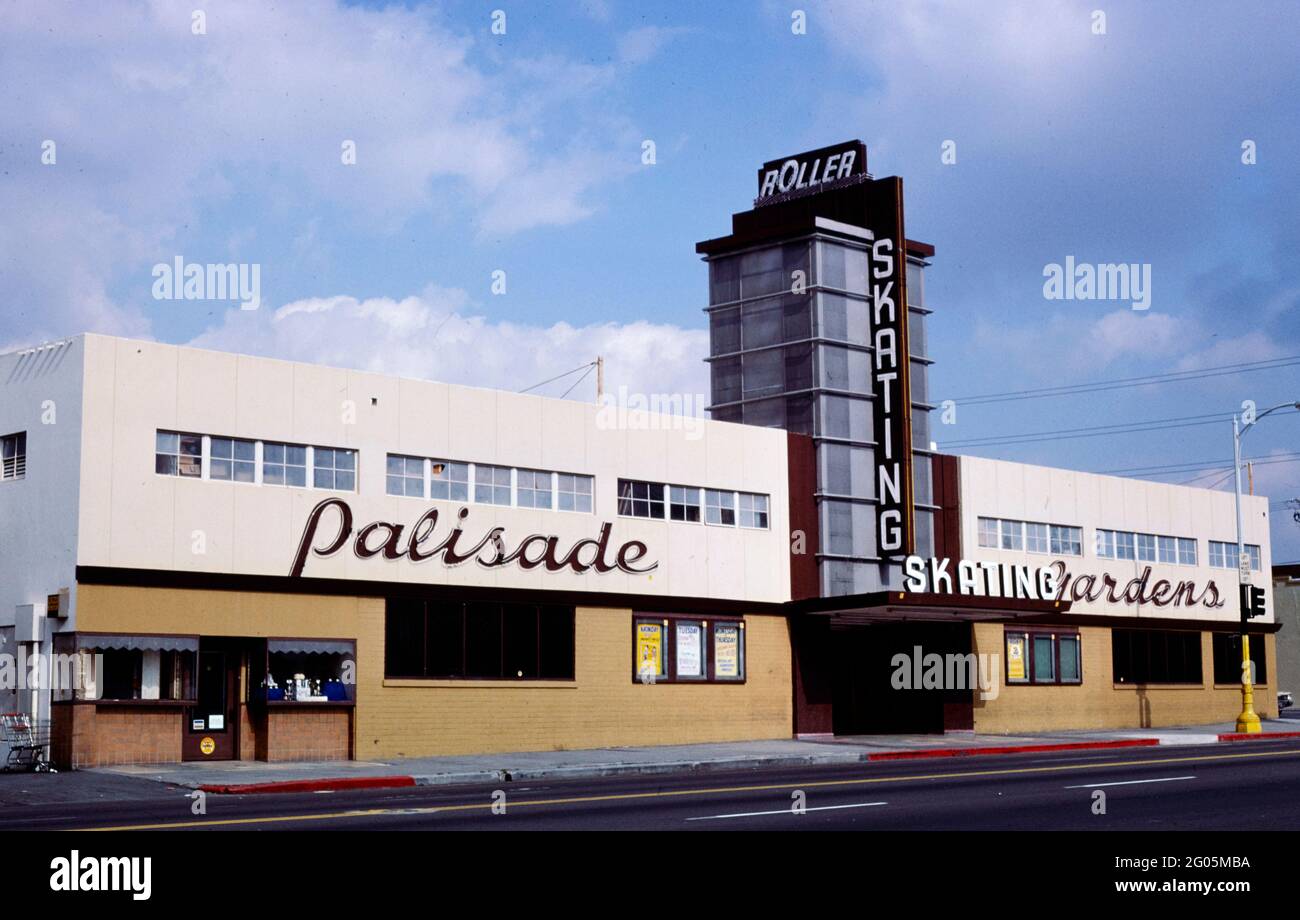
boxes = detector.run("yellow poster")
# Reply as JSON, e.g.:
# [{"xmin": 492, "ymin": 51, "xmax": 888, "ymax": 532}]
[
  {"xmin": 636, "ymin": 622, "xmax": 663, "ymax": 679},
  {"xmin": 1006, "ymin": 634, "xmax": 1026, "ymax": 681},
  {"xmin": 714, "ymin": 625, "xmax": 740, "ymax": 678}
]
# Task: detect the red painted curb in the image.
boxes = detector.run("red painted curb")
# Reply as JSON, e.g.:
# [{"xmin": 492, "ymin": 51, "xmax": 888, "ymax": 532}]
[
  {"xmin": 1217, "ymin": 731, "xmax": 1300, "ymax": 742},
  {"xmin": 865, "ymin": 738, "xmax": 1160, "ymax": 762},
  {"xmin": 199, "ymin": 775, "xmax": 416, "ymax": 795}
]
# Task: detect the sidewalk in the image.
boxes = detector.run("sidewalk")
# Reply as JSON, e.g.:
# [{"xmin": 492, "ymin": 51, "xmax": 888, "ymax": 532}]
[{"xmin": 90, "ymin": 719, "xmax": 1300, "ymax": 794}]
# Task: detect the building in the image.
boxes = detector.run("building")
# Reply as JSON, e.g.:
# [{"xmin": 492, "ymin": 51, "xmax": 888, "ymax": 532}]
[
  {"xmin": 696, "ymin": 139, "xmax": 1277, "ymax": 736},
  {"xmin": 1272, "ymin": 563, "xmax": 1300, "ymax": 703},
  {"xmin": 0, "ymin": 140, "xmax": 1279, "ymax": 768},
  {"xmin": 1, "ymin": 335, "xmax": 798, "ymax": 767}
]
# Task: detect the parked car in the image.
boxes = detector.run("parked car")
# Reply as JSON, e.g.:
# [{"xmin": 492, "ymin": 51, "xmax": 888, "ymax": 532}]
[{"xmin": 1279, "ymin": 691, "xmax": 1294, "ymax": 711}]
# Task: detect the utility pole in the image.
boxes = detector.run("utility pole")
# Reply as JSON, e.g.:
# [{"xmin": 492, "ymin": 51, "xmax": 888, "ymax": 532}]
[
  {"xmin": 595, "ymin": 356, "xmax": 604, "ymax": 404},
  {"xmin": 1232, "ymin": 400, "xmax": 1300, "ymax": 733},
  {"xmin": 1232, "ymin": 413, "xmax": 1260, "ymax": 733}
]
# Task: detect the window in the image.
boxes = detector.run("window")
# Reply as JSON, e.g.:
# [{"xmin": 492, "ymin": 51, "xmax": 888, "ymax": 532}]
[
  {"xmin": 1211, "ymin": 540, "xmax": 1261, "ymax": 571},
  {"xmin": 1158, "ymin": 535, "xmax": 1177, "ymax": 564},
  {"xmin": 556, "ymin": 473, "xmax": 593, "ymax": 513},
  {"xmin": 313, "ymin": 447, "xmax": 356, "ymax": 491},
  {"xmin": 1095, "ymin": 528, "xmax": 1115, "ymax": 558},
  {"xmin": 670, "ymin": 485, "xmax": 701, "ymax": 522},
  {"xmin": 52, "ymin": 634, "xmax": 197, "ymax": 702},
  {"xmin": 705, "ymin": 489, "xmax": 736, "ymax": 526},
  {"xmin": 1212, "ymin": 633, "xmax": 1268, "ymax": 685},
  {"xmin": 384, "ymin": 599, "xmax": 574, "ymax": 680},
  {"xmin": 977, "ymin": 517, "xmax": 999, "ymax": 549},
  {"xmin": 1025, "ymin": 522, "xmax": 1048, "ymax": 554},
  {"xmin": 618, "ymin": 479, "xmax": 665, "ymax": 519},
  {"xmin": 1115, "ymin": 531, "xmax": 1135, "ymax": 560},
  {"xmin": 155, "ymin": 430, "xmax": 202, "ymax": 477},
  {"xmin": 249, "ymin": 639, "xmax": 356, "ymax": 703},
  {"xmin": 430, "ymin": 460, "xmax": 469, "ymax": 501},
  {"xmin": 1050, "ymin": 525, "xmax": 1082, "ymax": 556},
  {"xmin": 1178, "ymin": 538, "xmax": 1197, "ymax": 565},
  {"xmin": 263, "ymin": 442, "xmax": 307, "ymax": 487},
  {"xmin": 1137, "ymin": 533, "xmax": 1157, "ymax": 562},
  {"xmin": 738, "ymin": 492, "xmax": 769, "ymax": 529},
  {"xmin": 209, "ymin": 437, "xmax": 256, "ymax": 482},
  {"xmin": 474, "ymin": 464, "xmax": 512, "ymax": 506},
  {"xmin": 1, "ymin": 431, "xmax": 25, "ymax": 481},
  {"xmin": 516, "ymin": 469, "xmax": 553, "ymax": 509},
  {"xmin": 632, "ymin": 614, "xmax": 745, "ymax": 683},
  {"xmin": 1112, "ymin": 629, "xmax": 1202, "ymax": 684},
  {"xmin": 1005, "ymin": 629, "xmax": 1081, "ymax": 685},
  {"xmin": 386, "ymin": 454, "xmax": 425, "ymax": 497},
  {"xmin": 999, "ymin": 519, "xmax": 1023, "ymax": 551}
]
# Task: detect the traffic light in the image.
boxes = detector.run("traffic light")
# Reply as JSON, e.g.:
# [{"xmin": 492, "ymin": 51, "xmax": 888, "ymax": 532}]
[{"xmin": 1239, "ymin": 584, "xmax": 1267, "ymax": 622}]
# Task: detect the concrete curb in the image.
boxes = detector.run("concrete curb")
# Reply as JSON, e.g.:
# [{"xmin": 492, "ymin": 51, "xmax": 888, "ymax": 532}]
[
  {"xmin": 863, "ymin": 738, "xmax": 1159, "ymax": 761},
  {"xmin": 199, "ymin": 775, "xmax": 416, "ymax": 795},
  {"xmin": 1217, "ymin": 730, "xmax": 1300, "ymax": 743},
  {"xmin": 194, "ymin": 731, "xmax": 1300, "ymax": 794}
]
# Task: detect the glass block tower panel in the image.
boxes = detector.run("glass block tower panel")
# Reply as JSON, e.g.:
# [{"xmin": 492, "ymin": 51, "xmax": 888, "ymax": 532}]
[{"xmin": 698, "ymin": 148, "xmax": 936, "ymax": 598}]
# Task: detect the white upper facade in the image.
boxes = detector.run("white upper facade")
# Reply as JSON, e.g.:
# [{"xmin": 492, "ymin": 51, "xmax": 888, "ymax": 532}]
[
  {"xmin": 0, "ymin": 334, "xmax": 794, "ymax": 629},
  {"xmin": 959, "ymin": 455, "xmax": 1274, "ymax": 624}
]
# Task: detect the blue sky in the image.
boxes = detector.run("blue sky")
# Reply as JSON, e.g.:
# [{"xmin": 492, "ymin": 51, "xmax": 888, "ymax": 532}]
[{"xmin": 2, "ymin": 0, "xmax": 1298, "ymax": 558}]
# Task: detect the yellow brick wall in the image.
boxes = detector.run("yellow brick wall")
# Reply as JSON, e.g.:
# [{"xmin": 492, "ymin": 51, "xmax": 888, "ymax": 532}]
[
  {"xmin": 74, "ymin": 585, "xmax": 794, "ymax": 758},
  {"xmin": 972, "ymin": 623, "xmax": 1278, "ymax": 732},
  {"xmin": 355, "ymin": 603, "xmax": 793, "ymax": 758}
]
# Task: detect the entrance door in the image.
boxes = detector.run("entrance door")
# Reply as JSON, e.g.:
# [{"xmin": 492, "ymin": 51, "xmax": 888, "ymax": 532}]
[
  {"xmin": 831, "ymin": 622, "xmax": 974, "ymax": 735},
  {"xmin": 183, "ymin": 641, "xmax": 240, "ymax": 761}
]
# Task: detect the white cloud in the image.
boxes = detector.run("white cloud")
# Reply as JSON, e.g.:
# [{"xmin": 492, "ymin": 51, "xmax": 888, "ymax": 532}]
[
  {"xmin": 188, "ymin": 286, "xmax": 710, "ymax": 409},
  {"xmin": 0, "ymin": 0, "xmax": 642, "ymax": 344}
]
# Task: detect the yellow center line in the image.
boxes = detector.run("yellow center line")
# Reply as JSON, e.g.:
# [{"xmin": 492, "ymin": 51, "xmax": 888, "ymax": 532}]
[{"xmin": 72, "ymin": 745, "xmax": 1300, "ymax": 831}]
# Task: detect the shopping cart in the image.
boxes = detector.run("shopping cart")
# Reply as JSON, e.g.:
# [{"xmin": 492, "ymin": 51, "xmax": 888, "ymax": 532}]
[{"xmin": 0, "ymin": 713, "xmax": 55, "ymax": 772}]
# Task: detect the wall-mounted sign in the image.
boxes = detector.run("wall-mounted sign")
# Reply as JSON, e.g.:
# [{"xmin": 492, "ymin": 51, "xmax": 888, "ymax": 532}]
[
  {"xmin": 903, "ymin": 556, "xmax": 1060, "ymax": 601},
  {"xmin": 199, "ymin": 736, "xmax": 215, "ymax": 755},
  {"xmin": 636, "ymin": 622, "xmax": 663, "ymax": 679},
  {"xmin": 905, "ymin": 555, "xmax": 1228, "ymax": 611},
  {"xmin": 1050, "ymin": 561, "xmax": 1225, "ymax": 610},
  {"xmin": 290, "ymin": 498, "xmax": 659, "ymax": 578},
  {"xmin": 754, "ymin": 140, "xmax": 869, "ymax": 207},
  {"xmin": 714, "ymin": 624, "xmax": 741, "ymax": 678},
  {"xmin": 1006, "ymin": 634, "xmax": 1027, "ymax": 682},
  {"xmin": 866, "ymin": 184, "xmax": 914, "ymax": 558},
  {"xmin": 675, "ymin": 622, "xmax": 703, "ymax": 678}
]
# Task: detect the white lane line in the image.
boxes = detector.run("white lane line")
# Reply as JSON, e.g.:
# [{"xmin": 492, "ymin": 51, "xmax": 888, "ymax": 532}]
[
  {"xmin": 1063, "ymin": 775, "xmax": 1195, "ymax": 789},
  {"xmin": 687, "ymin": 802, "xmax": 887, "ymax": 821}
]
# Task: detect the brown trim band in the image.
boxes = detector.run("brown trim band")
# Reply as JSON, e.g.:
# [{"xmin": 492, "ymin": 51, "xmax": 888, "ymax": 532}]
[
  {"xmin": 74, "ymin": 565, "xmax": 789, "ymax": 617},
  {"xmin": 1013, "ymin": 612, "xmax": 1283, "ymax": 634}
]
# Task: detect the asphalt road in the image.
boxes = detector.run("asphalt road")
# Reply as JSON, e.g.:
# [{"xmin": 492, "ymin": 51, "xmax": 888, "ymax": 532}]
[{"xmin": 5, "ymin": 739, "xmax": 1300, "ymax": 831}]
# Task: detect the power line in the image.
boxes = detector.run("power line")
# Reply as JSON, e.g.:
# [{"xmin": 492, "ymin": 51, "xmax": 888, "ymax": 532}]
[
  {"xmin": 559, "ymin": 363, "xmax": 597, "ymax": 400},
  {"xmin": 518, "ymin": 361, "xmax": 597, "ymax": 395},
  {"xmin": 1097, "ymin": 451, "xmax": 1300, "ymax": 477},
  {"xmin": 937, "ymin": 354, "xmax": 1300, "ymax": 406},
  {"xmin": 940, "ymin": 411, "xmax": 1235, "ymax": 449}
]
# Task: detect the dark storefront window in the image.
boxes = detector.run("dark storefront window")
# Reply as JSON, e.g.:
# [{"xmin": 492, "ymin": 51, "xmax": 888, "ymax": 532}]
[
  {"xmin": 1212, "ymin": 633, "xmax": 1267, "ymax": 685},
  {"xmin": 385, "ymin": 599, "xmax": 575, "ymax": 681},
  {"xmin": 1112, "ymin": 629, "xmax": 1203, "ymax": 684},
  {"xmin": 52, "ymin": 633, "xmax": 197, "ymax": 702}
]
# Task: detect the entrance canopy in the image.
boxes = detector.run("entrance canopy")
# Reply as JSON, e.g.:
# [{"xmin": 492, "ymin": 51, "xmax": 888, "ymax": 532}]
[{"xmin": 792, "ymin": 590, "xmax": 1072, "ymax": 626}]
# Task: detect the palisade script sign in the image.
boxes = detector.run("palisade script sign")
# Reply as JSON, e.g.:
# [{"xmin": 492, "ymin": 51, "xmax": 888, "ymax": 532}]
[{"xmin": 289, "ymin": 498, "xmax": 658, "ymax": 578}]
